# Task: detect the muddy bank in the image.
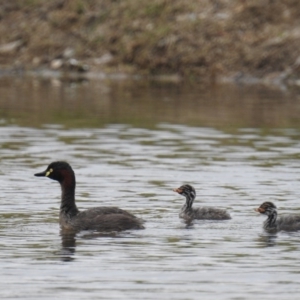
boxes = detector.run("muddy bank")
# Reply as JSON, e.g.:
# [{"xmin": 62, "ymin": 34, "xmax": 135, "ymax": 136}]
[{"xmin": 0, "ymin": 0, "xmax": 300, "ymax": 85}]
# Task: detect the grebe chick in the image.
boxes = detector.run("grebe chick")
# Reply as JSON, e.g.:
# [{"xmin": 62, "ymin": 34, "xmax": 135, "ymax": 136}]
[
  {"xmin": 255, "ymin": 202, "xmax": 300, "ymax": 232},
  {"xmin": 34, "ymin": 161, "xmax": 144, "ymax": 232},
  {"xmin": 173, "ymin": 184, "xmax": 231, "ymax": 221}
]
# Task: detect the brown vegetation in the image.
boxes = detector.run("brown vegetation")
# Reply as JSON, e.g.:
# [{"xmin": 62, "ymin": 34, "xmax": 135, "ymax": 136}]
[{"xmin": 0, "ymin": 0, "xmax": 299, "ymax": 84}]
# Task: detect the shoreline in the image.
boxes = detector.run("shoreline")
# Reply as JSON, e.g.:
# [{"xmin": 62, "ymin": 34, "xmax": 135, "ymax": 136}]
[
  {"xmin": 0, "ymin": 1, "xmax": 299, "ymax": 88},
  {"xmin": 0, "ymin": 66, "xmax": 298, "ymax": 91}
]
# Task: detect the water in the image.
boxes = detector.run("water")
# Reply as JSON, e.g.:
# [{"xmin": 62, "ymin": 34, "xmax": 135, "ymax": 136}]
[{"xmin": 0, "ymin": 77, "xmax": 300, "ymax": 299}]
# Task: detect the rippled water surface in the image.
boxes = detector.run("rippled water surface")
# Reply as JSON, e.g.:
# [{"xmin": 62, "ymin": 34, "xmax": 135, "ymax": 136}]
[{"xmin": 0, "ymin": 77, "xmax": 300, "ymax": 299}]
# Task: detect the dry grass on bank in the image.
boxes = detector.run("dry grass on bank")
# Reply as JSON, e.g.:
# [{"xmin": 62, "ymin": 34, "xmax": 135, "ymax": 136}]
[{"xmin": 0, "ymin": 0, "xmax": 299, "ymax": 83}]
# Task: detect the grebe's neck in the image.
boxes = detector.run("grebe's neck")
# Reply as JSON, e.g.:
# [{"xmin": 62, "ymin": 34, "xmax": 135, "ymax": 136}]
[
  {"xmin": 264, "ymin": 209, "xmax": 278, "ymax": 230},
  {"xmin": 182, "ymin": 192, "xmax": 195, "ymax": 212},
  {"xmin": 59, "ymin": 171, "xmax": 79, "ymax": 217}
]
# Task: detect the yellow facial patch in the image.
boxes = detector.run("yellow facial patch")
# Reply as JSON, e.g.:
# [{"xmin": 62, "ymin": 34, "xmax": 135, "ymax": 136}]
[{"xmin": 45, "ymin": 168, "xmax": 53, "ymax": 177}]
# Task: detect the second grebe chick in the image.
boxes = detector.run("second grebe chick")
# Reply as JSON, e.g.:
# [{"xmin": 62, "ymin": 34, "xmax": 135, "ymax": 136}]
[
  {"xmin": 255, "ymin": 202, "xmax": 300, "ymax": 232},
  {"xmin": 173, "ymin": 184, "xmax": 231, "ymax": 221}
]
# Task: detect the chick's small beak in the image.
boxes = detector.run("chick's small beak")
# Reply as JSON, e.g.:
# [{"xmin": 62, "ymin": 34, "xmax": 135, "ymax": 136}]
[
  {"xmin": 173, "ymin": 188, "xmax": 183, "ymax": 194},
  {"xmin": 254, "ymin": 207, "xmax": 264, "ymax": 213}
]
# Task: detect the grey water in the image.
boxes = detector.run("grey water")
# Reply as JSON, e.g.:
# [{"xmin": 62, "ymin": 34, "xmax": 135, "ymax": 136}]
[{"xmin": 0, "ymin": 76, "xmax": 300, "ymax": 299}]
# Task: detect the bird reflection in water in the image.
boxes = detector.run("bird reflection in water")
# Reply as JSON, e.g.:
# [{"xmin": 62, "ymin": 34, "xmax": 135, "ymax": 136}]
[
  {"xmin": 60, "ymin": 230, "xmax": 76, "ymax": 262},
  {"xmin": 256, "ymin": 233, "xmax": 278, "ymax": 248},
  {"xmin": 59, "ymin": 230, "xmax": 120, "ymax": 262}
]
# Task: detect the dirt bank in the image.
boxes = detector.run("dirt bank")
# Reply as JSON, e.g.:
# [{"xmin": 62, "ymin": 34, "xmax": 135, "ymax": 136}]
[{"xmin": 0, "ymin": 0, "xmax": 300, "ymax": 85}]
